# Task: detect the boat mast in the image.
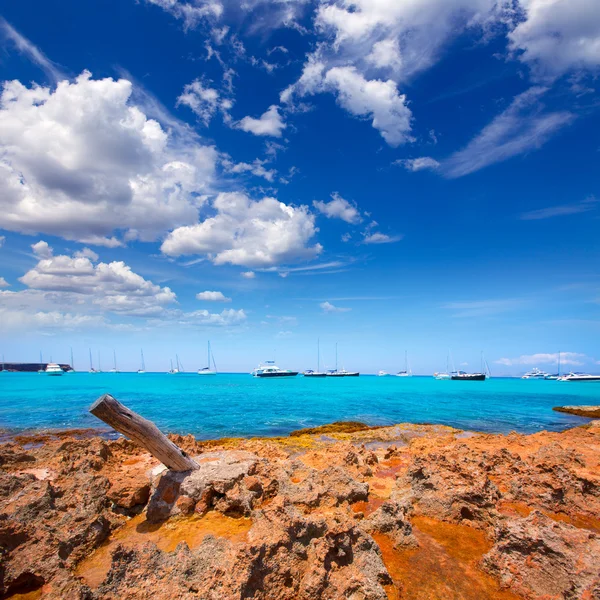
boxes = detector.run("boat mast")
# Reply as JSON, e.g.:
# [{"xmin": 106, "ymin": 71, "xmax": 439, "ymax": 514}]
[
  {"xmin": 335, "ymin": 342, "xmax": 338, "ymax": 372},
  {"xmin": 113, "ymin": 350, "xmax": 117, "ymax": 372},
  {"xmin": 70, "ymin": 347, "xmax": 74, "ymax": 371},
  {"xmin": 317, "ymin": 338, "xmax": 320, "ymax": 372},
  {"xmin": 207, "ymin": 341, "xmax": 210, "ymax": 369},
  {"xmin": 170, "ymin": 359, "xmax": 174, "ymax": 372},
  {"xmin": 141, "ymin": 349, "xmax": 145, "ymax": 371},
  {"xmin": 176, "ymin": 354, "xmax": 180, "ymax": 372},
  {"xmin": 89, "ymin": 349, "xmax": 93, "ymax": 371}
]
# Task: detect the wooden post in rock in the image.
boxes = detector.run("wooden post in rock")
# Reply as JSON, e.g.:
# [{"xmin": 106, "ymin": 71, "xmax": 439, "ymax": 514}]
[{"xmin": 90, "ymin": 393, "xmax": 199, "ymax": 472}]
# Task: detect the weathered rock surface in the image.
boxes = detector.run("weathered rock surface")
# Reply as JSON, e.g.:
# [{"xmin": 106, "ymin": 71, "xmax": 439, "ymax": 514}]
[
  {"xmin": 553, "ymin": 405, "xmax": 600, "ymax": 419},
  {"xmin": 0, "ymin": 420, "xmax": 599, "ymax": 599},
  {"xmin": 482, "ymin": 511, "xmax": 600, "ymax": 599}
]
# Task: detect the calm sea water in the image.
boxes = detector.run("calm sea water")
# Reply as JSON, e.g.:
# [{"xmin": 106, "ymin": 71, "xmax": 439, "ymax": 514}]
[{"xmin": 0, "ymin": 373, "xmax": 598, "ymax": 438}]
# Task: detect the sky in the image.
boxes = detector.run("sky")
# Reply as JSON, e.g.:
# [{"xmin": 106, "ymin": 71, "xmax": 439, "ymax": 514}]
[{"xmin": 0, "ymin": 0, "xmax": 599, "ymax": 375}]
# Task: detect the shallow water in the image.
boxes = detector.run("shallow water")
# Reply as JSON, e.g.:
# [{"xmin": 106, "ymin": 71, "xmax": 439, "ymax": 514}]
[{"xmin": 0, "ymin": 372, "xmax": 597, "ymax": 437}]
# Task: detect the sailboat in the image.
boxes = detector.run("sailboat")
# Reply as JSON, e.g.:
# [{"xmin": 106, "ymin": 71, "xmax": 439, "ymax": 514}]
[
  {"xmin": 109, "ymin": 350, "xmax": 120, "ymax": 373},
  {"xmin": 38, "ymin": 351, "xmax": 45, "ymax": 374},
  {"xmin": 89, "ymin": 349, "xmax": 98, "ymax": 374},
  {"xmin": 198, "ymin": 341, "xmax": 217, "ymax": 375},
  {"xmin": 304, "ymin": 338, "xmax": 326, "ymax": 377},
  {"xmin": 97, "ymin": 351, "xmax": 103, "ymax": 374},
  {"xmin": 450, "ymin": 352, "xmax": 489, "ymax": 381},
  {"xmin": 168, "ymin": 355, "xmax": 181, "ymax": 374},
  {"xmin": 326, "ymin": 343, "xmax": 359, "ymax": 377},
  {"xmin": 434, "ymin": 350, "xmax": 455, "ymax": 380},
  {"xmin": 68, "ymin": 347, "xmax": 75, "ymax": 373},
  {"xmin": 138, "ymin": 349, "xmax": 146, "ymax": 374},
  {"xmin": 1, "ymin": 354, "xmax": 6, "ymax": 373},
  {"xmin": 395, "ymin": 351, "xmax": 412, "ymax": 377}
]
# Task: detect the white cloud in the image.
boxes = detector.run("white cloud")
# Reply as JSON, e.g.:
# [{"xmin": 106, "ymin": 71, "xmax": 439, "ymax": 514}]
[
  {"xmin": 0, "ymin": 277, "xmax": 9, "ymax": 288},
  {"xmin": 19, "ymin": 243, "xmax": 176, "ymax": 317},
  {"xmin": 222, "ymin": 157, "xmax": 277, "ymax": 182},
  {"xmin": 236, "ymin": 105, "xmax": 286, "ymax": 137},
  {"xmin": 32, "ymin": 240, "xmax": 53, "ymax": 258},
  {"xmin": 0, "ymin": 306, "xmax": 105, "ymax": 332},
  {"xmin": 366, "ymin": 38, "xmax": 403, "ymax": 71},
  {"xmin": 0, "ymin": 235, "xmax": 4, "ymax": 247},
  {"xmin": 284, "ymin": 62, "xmax": 413, "ymax": 146},
  {"xmin": 508, "ymin": 0, "xmax": 600, "ymax": 80},
  {"xmin": 442, "ymin": 87, "xmax": 574, "ymax": 178},
  {"xmin": 153, "ymin": 307, "xmax": 247, "ymax": 327},
  {"xmin": 395, "ymin": 157, "xmax": 440, "ymax": 172},
  {"xmin": 196, "ymin": 290, "xmax": 231, "ymax": 302},
  {"xmin": 362, "ymin": 232, "xmax": 403, "ymax": 244},
  {"xmin": 313, "ymin": 193, "xmax": 362, "ymax": 224},
  {"xmin": 0, "ymin": 72, "xmax": 217, "ymax": 245},
  {"xmin": 177, "ymin": 79, "xmax": 227, "ymax": 126},
  {"xmin": 161, "ymin": 192, "xmax": 322, "ymax": 267},
  {"xmin": 495, "ymin": 352, "xmax": 586, "ymax": 367},
  {"xmin": 320, "ymin": 300, "xmax": 351, "ymax": 313},
  {"xmin": 74, "ymin": 247, "xmax": 100, "ymax": 261},
  {"xmin": 520, "ymin": 195, "xmax": 598, "ymax": 220},
  {"xmin": 0, "ymin": 18, "xmax": 63, "ymax": 82},
  {"xmin": 144, "ymin": 0, "xmax": 223, "ymax": 30},
  {"xmin": 241, "ymin": 271, "xmax": 256, "ymax": 279},
  {"xmin": 444, "ymin": 299, "xmax": 524, "ymax": 318}
]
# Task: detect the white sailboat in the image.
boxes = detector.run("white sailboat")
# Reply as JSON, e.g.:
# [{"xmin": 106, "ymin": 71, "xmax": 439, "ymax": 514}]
[
  {"xmin": 395, "ymin": 351, "xmax": 412, "ymax": 377},
  {"xmin": 326, "ymin": 343, "xmax": 359, "ymax": 377},
  {"xmin": 38, "ymin": 351, "xmax": 45, "ymax": 374},
  {"xmin": 434, "ymin": 350, "xmax": 454, "ymax": 380},
  {"xmin": 138, "ymin": 349, "xmax": 146, "ymax": 374},
  {"xmin": 68, "ymin": 347, "xmax": 75, "ymax": 373},
  {"xmin": 89, "ymin": 349, "xmax": 98, "ymax": 374},
  {"xmin": 168, "ymin": 355, "xmax": 181, "ymax": 374},
  {"xmin": 198, "ymin": 341, "xmax": 217, "ymax": 375},
  {"xmin": 304, "ymin": 338, "xmax": 326, "ymax": 377},
  {"xmin": 109, "ymin": 350, "xmax": 120, "ymax": 373}
]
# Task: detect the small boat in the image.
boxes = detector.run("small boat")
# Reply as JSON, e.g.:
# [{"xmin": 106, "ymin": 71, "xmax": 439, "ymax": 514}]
[
  {"xmin": 252, "ymin": 361, "xmax": 298, "ymax": 378},
  {"xmin": 434, "ymin": 351, "xmax": 454, "ymax": 380},
  {"xmin": 377, "ymin": 370, "xmax": 390, "ymax": 377},
  {"xmin": 67, "ymin": 347, "xmax": 76, "ymax": 373},
  {"xmin": 304, "ymin": 339, "xmax": 327, "ymax": 377},
  {"xmin": 109, "ymin": 350, "xmax": 120, "ymax": 373},
  {"xmin": 168, "ymin": 357, "xmax": 180, "ymax": 374},
  {"xmin": 451, "ymin": 371, "xmax": 486, "ymax": 381},
  {"xmin": 45, "ymin": 363, "xmax": 64, "ymax": 376},
  {"xmin": 395, "ymin": 351, "xmax": 412, "ymax": 377},
  {"xmin": 325, "ymin": 343, "xmax": 359, "ymax": 377},
  {"xmin": 198, "ymin": 341, "xmax": 217, "ymax": 375},
  {"xmin": 38, "ymin": 351, "xmax": 45, "ymax": 374},
  {"xmin": 89, "ymin": 349, "xmax": 98, "ymax": 374},
  {"xmin": 138, "ymin": 349, "xmax": 146, "ymax": 374},
  {"xmin": 522, "ymin": 368, "xmax": 550, "ymax": 379},
  {"xmin": 557, "ymin": 372, "xmax": 600, "ymax": 382}
]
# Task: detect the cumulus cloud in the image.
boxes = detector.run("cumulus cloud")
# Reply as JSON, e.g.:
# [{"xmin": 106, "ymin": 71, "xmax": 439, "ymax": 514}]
[
  {"xmin": 161, "ymin": 192, "xmax": 322, "ymax": 267},
  {"xmin": 0, "ymin": 72, "xmax": 217, "ymax": 246},
  {"xmin": 313, "ymin": 193, "xmax": 362, "ymax": 224},
  {"xmin": 495, "ymin": 352, "xmax": 586, "ymax": 367},
  {"xmin": 508, "ymin": 0, "xmax": 600, "ymax": 80},
  {"xmin": 320, "ymin": 301, "xmax": 351, "ymax": 313},
  {"xmin": 74, "ymin": 247, "xmax": 100, "ymax": 261},
  {"xmin": 0, "ymin": 306, "xmax": 105, "ymax": 332},
  {"xmin": 283, "ymin": 61, "xmax": 413, "ymax": 146},
  {"xmin": 0, "ymin": 277, "xmax": 9, "ymax": 288},
  {"xmin": 222, "ymin": 157, "xmax": 277, "ymax": 182},
  {"xmin": 241, "ymin": 271, "xmax": 256, "ymax": 279},
  {"xmin": 196, "ymin": 290, "xmax": 232, "ymax": 302},
  {"xmin": 236, "ymin": 105, "xmax": 286, "ymax": 137},
  {"xmin": 19, "ymin": 242, "xmax": 176, "ymax": 317},
  {"xmin": 177, "ymin": 79, "xmax": 229, "ymax": 125}
]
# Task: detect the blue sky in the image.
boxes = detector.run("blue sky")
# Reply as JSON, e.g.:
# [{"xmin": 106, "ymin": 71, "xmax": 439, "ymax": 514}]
[{"xmin": 0, "ymin": 0, "xmax": 599, "ymax": 374}]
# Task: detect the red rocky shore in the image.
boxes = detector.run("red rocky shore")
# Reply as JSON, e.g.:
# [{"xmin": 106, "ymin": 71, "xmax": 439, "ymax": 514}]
[{"xmin": 1, "ymin": 420, "xmax": 599, "ymax": 599}]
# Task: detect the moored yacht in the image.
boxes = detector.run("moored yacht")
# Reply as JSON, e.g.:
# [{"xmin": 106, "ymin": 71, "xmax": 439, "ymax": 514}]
[
  {"xmin": 377, "ymin": 370, "xmax": 390, "ymax": 377},
  {"xmin": 304, "ymin": 339, "xmax": 327, "ymax": 377},
  {"xmin": 395, "ymin": 351, "xmax": 412, "ymax": 377},
  {"xmin": 325, "ymin": 343, "xmax": 359, "ymax": 377},
  {"xmin": 522, "ymin": 368, "xmax": 550, "ymax": 379},
  {"xmin": 45, "ymin": 363, "xmax": 64, "ymax": 376},
  {"xmin": 198, "ymin": 341, "xmax": 217, "ymax": 375},
  {"xmin": 451, "ymin": 371, "xmax": 486, "ymax": 381},
  {"xmin": 138, "ymin": 349, "xmax": 146, "ymax": 374},
  {"xmin": 557, "ymin": 372, "xmax": 600, "ymax": 382},
  {"xmin": 252, "ymin": 361, "xmax": 298, "ymax": 378}
]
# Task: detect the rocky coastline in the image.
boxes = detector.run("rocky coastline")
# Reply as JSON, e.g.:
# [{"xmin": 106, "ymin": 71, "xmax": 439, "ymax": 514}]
[{"xmin": 1, "ymin": 419, "xmax": 599, "ymax": 599}]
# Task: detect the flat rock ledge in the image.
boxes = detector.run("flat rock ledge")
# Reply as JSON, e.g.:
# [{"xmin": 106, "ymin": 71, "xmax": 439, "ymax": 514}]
[{"xmin": 553, "ymin": 405, "xmax": 600, "ymax": 419}]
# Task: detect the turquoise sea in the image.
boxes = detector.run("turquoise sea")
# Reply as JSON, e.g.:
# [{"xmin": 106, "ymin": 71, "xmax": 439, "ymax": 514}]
[{"xmin": 0, "ymin": 373, "xmax": 598, "ymax": 439}]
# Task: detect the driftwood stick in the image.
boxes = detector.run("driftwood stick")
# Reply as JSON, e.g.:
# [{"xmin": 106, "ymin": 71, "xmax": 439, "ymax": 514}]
[{"xmin": 90, "ymin": 394, "xmax": 199, "ymax": 472}]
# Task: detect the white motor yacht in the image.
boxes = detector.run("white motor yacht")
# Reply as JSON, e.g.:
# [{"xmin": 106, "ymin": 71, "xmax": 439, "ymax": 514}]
[
  {"xmin": 45, "ymin": 363, "xmax": 64, "ymax": 376},
  {"xmin": 522, "ymin": 368, "xmax": 550, "ymax": 379},
  {"xmin": 377, "ymin": 370, "xmax": 390, "ymax": 377},
  {"xmin": 252, "ymin": 361, "xmax": 298, "ymax": 378},
  {"xmin": 557, "ymin": 372, "xmax": 600, "ymax": 382}
]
